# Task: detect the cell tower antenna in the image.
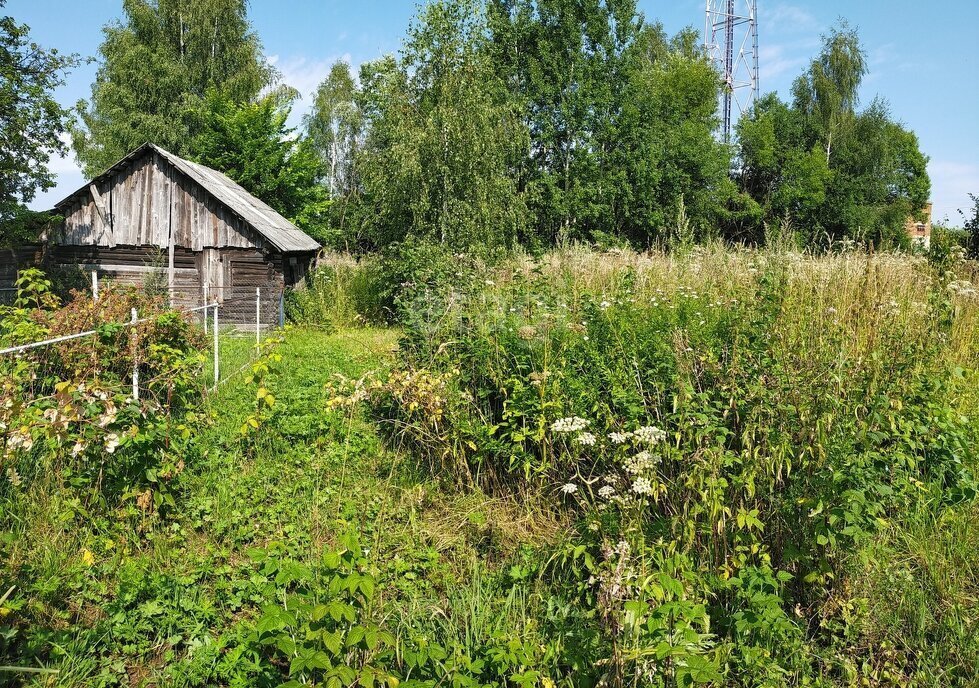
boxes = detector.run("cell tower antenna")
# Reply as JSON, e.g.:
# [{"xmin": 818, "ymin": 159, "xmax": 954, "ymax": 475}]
[{"xmin": 705, "ymin": 0, "xmax": 759, "ymax": 142}]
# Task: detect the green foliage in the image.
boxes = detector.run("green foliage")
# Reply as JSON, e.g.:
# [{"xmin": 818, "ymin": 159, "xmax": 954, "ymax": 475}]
[
  {"xmin": 189, "ymin": 89, "xmax": 329, "ymax": 241},
  {"xmin": 961, "ymin": 193, "xmax": 979, "ymax": 258},
  {"xmin": 1, "ymin": 277, "xmax": 206, "ymax": 510},
  {"xmin": 0, "ymin": 2, "xmax": 77, "ymax": 227},
  {"xmin": 286, "ymin": 256, "xmax": 384, "ymax": 328},
  {"xmin": 305, "ymin": 61, "xmax": 366, "ymax": 250},
  {"xmin": 841, "ymin": 503, "xmax": 979, "ymax": 684},
  {"xmin": 307, "ymin": 61, "xmax": 362, "ymax": 199},
  {"xmin": 372, "ymin": 247, "xmax": 979, "ymax": 684},
  {"xmin": 358, "ymin": 0, "xmax": 528, "ymax": 254},
  {"xmin": 376, "ymin": 239, "xmax": 482, "ymax": 325},
  {"xmin": 736, "ymin": 23, "xmax": 930, "ymax": 247},
  {"xmin": 5, "ymin": 262, "xmax": 979, "ymax": 686},
  {"xmin": 72, "ymin": 0, "xmax": 274, "ymax": 175},
  {"xmin": 239, "ymin": 329, "xmax": 284, "ymax": 455},
  {"xmin": 487, "ymin": 3, "xmax": 740, "ymax": 247},
  {"xmin": 249, "ymin": 535, "xmax": 399, "ymax": 688}
]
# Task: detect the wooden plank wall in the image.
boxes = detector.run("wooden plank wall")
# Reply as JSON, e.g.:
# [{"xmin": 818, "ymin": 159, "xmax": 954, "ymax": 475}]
[
  {"xmin": 0, "ymin": 246, "xmax": 43, "ymax": 303},
  {"xmin": 47, "ymin": 245, "xmax": 202, "ymax": 310},
  {"xmin": 58, "ymin": 151, "xmax": 264, "ymax": 252},
  {"xmin": 218, "ymin": 248, "xmax": 286, "ymax": 325},
  {"xmin": 3, "ymin": 243, "xmax": 289, "ymax": 324}
]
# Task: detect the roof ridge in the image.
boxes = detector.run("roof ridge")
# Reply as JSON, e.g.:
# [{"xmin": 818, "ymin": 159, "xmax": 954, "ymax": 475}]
[{"xmin": 53, "ymin": 144, "xmax": 321, "ymax": 254}]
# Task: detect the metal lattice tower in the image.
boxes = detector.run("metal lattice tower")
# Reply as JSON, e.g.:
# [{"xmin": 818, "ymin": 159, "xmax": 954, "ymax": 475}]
[{"xmin": 705, "ymin": 0, "xmax": 759, "ymax": 142}]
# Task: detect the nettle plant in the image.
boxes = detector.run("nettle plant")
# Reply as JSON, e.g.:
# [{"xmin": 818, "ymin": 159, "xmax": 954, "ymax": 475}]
[
  {"xmin": 248, "ymin": 534, "xmax": 399, "ymax": 688},
  {"xmin": 240, "ymin": 329, "xmax": 286, "ymax": 454}
]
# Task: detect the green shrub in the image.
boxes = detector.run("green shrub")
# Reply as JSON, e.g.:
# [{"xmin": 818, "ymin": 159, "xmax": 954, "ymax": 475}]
[
  {"xmin": 287, "ymin": 254, "xmax": 385, "ymax": 327},
  {"xmin": 836, "ymin": 503, "xmax": 979, "ymax": 685}
]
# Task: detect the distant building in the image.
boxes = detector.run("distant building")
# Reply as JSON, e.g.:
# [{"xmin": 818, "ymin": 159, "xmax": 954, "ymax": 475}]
[{"xmin": 906, "ymin": 202, "xmax": 933, "ymax": 249}]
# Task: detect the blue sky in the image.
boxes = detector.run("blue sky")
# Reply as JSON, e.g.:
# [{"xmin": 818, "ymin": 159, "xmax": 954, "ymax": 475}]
[{"xmin": 8, "ymin": 0, "xmax": 979, "ymax": 224}]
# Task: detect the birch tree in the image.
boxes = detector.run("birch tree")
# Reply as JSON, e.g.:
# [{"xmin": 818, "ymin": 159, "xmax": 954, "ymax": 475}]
[
  {"xmin": 357, "ymin": 0, "xmax": 528, "ymax": 253},
  {"xmin": 306, "ymin": 62, "xmax": 362, "ymax": 197},
  {"xmin": 72, "ymin": 0, "xmax": 274, "ymax": 175}
]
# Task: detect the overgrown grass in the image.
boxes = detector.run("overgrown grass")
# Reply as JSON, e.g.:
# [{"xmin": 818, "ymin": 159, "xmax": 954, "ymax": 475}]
[
  {"xmin": 366, "ymin": 243, "xmax": 979, "ymax": 685},
  {"xmin": 286, "ymin": 254, "xmax": 385, "ymax": 328},
  {"xmin": 2, "ymin": 326, "xmax": 560, "ymax": 686},
  {"xmin": 4, "ymin": 246, "xmax": 979, "ymax": 687}
]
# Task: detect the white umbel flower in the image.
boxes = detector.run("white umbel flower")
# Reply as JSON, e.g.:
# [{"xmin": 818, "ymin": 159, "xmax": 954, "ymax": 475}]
[
  {"xmin": 560, "ymin": 482, "xmax": 578, "ymax": 495},
  {"xmin": 631, "ymin": 477, "xmax": 653, "ymax": 495},
  {"xmin": 576, "ymin": 432, "xmax": 597, "ymax": 446},
  {"xmin": 551, "ymin": 417, "xmax": 589, "ymax": 433},
  {"xmin": 624, "ymin": 450, "xmax": 658, "ymax": 475},
  {"xmin": 633, "ymin": 425, "xmax": 667, "ymax": 444},
  {"xmin": 608, "ymin": 431, "xmax": 632, "ymax": 444}
]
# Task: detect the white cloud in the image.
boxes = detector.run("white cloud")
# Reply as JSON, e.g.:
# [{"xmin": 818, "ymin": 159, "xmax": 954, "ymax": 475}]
[
  {"xmin": 760, "ymin": 3, "xmax": 818, "ymax": 35},
  {"xmin": 758, "ymin": 42, "xmax": 811, "ymax": 84},
  {"xmin": 928, "ymin": 160, "xmax": 979, "ymax": 224},
  {"xmin": 272, "ymin": 54, "xmax": 353, "ymax": 103},
  {"xmin": 46, "ymin": 132, "xmax": 82, "ymax": 175},
  {"xmin": 267, "ymin": 53, "xmax": 354, "ymax": 128}
]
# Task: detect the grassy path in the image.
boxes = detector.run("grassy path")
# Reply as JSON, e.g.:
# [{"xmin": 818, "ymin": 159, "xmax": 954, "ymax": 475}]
[
  {"xmin": 19, "ymin": 328, "xmax": 401, "ymax": 686},
  {"xmin": 14, "ymin": 326, "xmax": 547, "ymax": 687}
]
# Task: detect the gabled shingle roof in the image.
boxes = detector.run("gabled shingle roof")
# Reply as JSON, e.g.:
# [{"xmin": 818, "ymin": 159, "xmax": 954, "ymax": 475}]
[{"xmin": 54, "ymin": 143, "xmax": 321, "ymax": 254}]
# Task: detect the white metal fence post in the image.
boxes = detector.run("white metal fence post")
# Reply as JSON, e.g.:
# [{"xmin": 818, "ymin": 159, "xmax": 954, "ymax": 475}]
[
  {"xmin": 256, "ymin": 287, "xmax": 261, "ymax": 348},
  {"xmin": 278, "ymin": 290, "xmax": 285, "ymax": 328},
  {"xmin": 212, "ymin": 304, "xmax": 220, "ymax": 391},
  {"xmin": 130, "ymin": 307, "xmax": 139, "ymax": 400},
  {"xmin": 92, "ymin": 270, "xmax": 99, "ymax": 302},
  {"xmin": 203, "ymin": 283, "xmax": 209, "ymax": 334}
]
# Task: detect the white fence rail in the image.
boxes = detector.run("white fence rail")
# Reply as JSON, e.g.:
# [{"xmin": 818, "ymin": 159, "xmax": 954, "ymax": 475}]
[{"xmin": 1, "ymin": 285, "xmax": 276, "ymax": 400}]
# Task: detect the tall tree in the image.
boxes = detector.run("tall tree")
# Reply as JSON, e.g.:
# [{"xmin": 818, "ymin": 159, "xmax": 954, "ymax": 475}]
[
  {"xmin": 791, "ymin": 21, "xmax": 866, "ymax": 166},
  {"xmin": 736, "ymin": 93, "xmax": 831, "ymax": 242},
  {"xmin": 737, "ymin": 23, "xmax": 929, "ymax": 246},
  {"xmin": 190, "ymin": 89, "xmax": 328, "ymax": 243},
  {"xmin": 0, "ymin": 0, "xmax": 77, "ymax": 238},
  {"xmin": 306, "ymin": 61, "xmax": 362, "ymax": 197},
  {"xmin": 962, "ymin": 194, "xmax": 979, "ymax": 258},
  {"xmin": 357, "ymin": 0, "xmax": 527, "ymax": 253},
  {"xmin": 488, "ymin": 2, "xmax": 739, "ymax": 246},
  {"xmin": 488, "ymin": 0, "xmax": 644, "ymax": 243},
  {"xmin": 72, "ymin": 0, "xmax": 274, "ymax": 176},
  {"xmin": 613, "ymin": 26, "xmax": 744, "ymax": 245}
]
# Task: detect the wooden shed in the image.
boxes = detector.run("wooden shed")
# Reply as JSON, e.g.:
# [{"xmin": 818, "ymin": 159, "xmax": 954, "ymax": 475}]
[{"xmin": 45, "ymin": 143, "xmax": 321, "ymax": 321}]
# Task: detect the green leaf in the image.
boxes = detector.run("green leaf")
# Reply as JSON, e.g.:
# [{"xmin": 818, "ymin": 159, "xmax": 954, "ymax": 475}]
[{"xmin": 346, "ymin": 625, "xmax": 366, "ymax": 647}]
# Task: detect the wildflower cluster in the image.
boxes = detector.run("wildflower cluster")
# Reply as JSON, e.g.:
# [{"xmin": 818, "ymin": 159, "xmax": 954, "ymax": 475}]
[
  {"xmin": 546, "ymin": 415, "xmax": 669, "ymax": 506},
  {"xmin": 551, "ymin": 416, "xmax": 589, "ymax": 433},
  {"xmin": 377, "ymin": 368, "xmax": 458, "ymax": 424},
  {"xmin": 623, "ymin": 450, "xmax": 658, "ymax": 475},
  {"xmin": 947, "ymin": 280, "xmax": 978, "ymax": 299},
  {"xmin": 633, "ymin": 425, "xmax": 667, "ymax": 444}
]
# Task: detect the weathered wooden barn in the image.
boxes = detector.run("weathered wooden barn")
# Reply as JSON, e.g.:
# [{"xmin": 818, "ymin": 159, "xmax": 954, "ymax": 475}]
[{"xmin": 34, "ymin": 143, "xmax": 320, "ymax": 321}]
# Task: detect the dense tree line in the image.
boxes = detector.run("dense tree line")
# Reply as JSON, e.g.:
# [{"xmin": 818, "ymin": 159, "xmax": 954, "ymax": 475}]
[
  {"xmin": 1, "ymin": 0, "xmax": 939, "ymax": 252},
  {"xmin": 304, "ymin": 1, "xmax": 931, "ymax": 251},
  {"xmin": 736, "ymin": 23, "xmax": 930, "ymax": 247}
]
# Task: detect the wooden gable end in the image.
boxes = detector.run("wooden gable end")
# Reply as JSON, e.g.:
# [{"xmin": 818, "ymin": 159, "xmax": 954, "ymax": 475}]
[{"xmin": 58, "ymin": 151, "xmax": 268, "ymax": 252}]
